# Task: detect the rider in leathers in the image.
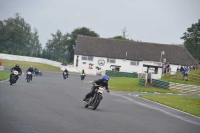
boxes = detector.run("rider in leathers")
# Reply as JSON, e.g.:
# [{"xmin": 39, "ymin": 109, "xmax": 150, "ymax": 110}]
[
  {"xmin": 26, "ymin": 66, "xmax": 34, "ymax": 80},
  {"xmin": 63, "ymin": 68, "xmax": 68, "ymax": 78},
  {"xmin": 83, "ymin": 75, "xmax": 110, "ymax": 101},
  {"xmin": 10, "ymin": 64, "xmax": 22, "ymax": 83}
]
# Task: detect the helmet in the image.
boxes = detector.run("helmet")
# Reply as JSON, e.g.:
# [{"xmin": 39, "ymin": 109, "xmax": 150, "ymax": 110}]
[
  {"xmin": 102, "ymin": 75, "xmax": 109, "ymax": 82},
  {"xmin": 30, "ymin": 65, "xmax": 33, "ymax": 68},
  {"xmin": 15, "ymin": 64, "xmax": 19, "ymax": 67}
]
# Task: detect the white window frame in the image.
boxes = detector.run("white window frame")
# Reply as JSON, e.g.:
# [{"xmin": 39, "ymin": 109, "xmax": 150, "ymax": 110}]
[
  {"xmin": 82, "ymin": 56, "xmax": 87, "ymax": 60},
  {"xmin": 88, "ymin": 56, "xmax": 93, "ymax": 61},
  {"xmin": 107, "ymin": 58, "xmax": 116, "ymax": 63},
  {"xmin": 82, "ymin": 56, "xmax": 93, "ymax": 61},
  {"xmin": 130, "ymin": 61, "xmax": 139, "ymax": 66}
]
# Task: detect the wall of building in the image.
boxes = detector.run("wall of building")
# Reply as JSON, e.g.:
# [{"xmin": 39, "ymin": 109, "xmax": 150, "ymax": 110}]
[
  {"xmin": 74, "ymin": 54, "xmax": 171, "ymax": 79},
  {"xmin": 74, "ymin": 55, "xmax": 144, "ymax": 74}
]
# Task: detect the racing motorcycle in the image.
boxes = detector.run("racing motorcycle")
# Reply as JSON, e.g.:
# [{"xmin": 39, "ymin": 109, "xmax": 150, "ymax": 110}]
[
  {"xmin": 63, "ymin": 72, "xmax": 68, "ymax": 79},
  {"xmin": 10, "ymin": 70, "xmax": 20, "ymax": 85},
  {"xmin": 34, "ymin": 70, "xmax": 42, "ymax": 76},
  {"xmin": 26, "ymin": 71, "xmax": 32, "ymax": 82},
  {"xmin": 84, "ymin": 85, "xmax": 108, "ymax": 110}
]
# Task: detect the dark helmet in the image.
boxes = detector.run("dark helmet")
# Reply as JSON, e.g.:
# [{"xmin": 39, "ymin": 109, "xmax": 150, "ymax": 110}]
[
  {"xmin": 15, "ymin": 64, "xmax": 19, "ymax": 67},
  {"xmin": 102, "ymin": 75, "xmax": 109, "ymax": 82}
]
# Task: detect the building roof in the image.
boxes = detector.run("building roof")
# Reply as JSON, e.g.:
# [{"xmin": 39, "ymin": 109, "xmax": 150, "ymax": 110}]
[{"xmin": 75, "ymin": 35, "xmax": 197, "ymax": 66}]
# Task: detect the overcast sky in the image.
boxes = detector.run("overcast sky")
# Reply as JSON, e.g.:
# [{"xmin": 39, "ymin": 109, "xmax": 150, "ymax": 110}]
[{"xmin": 0, "ymin": 0, "xmax": 200, "ymax": 48}]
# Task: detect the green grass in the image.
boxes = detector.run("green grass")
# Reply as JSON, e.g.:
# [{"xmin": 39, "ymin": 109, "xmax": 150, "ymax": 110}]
[
  {"xmin": 140, "ymin": 95, "xmax": 200, "ymax": 117},
  {"xmin": 0, "ymin": 59, "xmax": 61, "ymax": 72},
  {"xmin": 109, "ymin": 77, "xmax": 180, "ymax": 93},
  {"xmin": 0, "ymin": 71, "xmax": 10, "ymax": 81},
  {"xmin": 161, "ymin": 69, "xmax": 200, "ymax": 86}
]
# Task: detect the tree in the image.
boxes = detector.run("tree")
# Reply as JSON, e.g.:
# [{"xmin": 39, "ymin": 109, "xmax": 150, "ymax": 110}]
[
  {"xmin": 111, "ymin": 35, "xmax": 127, "ymax": 40},
  {"xmin": 45, "ymin": 30, "xmax": 70, "ymax": 63},
  {"xmin": 121, "ymin": 27, "xmax": 128, "ymax": 38},
  {"xmin": 0, "ymin": 13, "xmax": 42, "ymax": 57},
  {"xmin": 68, "ymin": 27, "xmax": 99, "ymax": 62},
  {"xmin": 181, "ymin": 20, "xmax": 200, "ymax": 63},
  {"xmin": 30, "ymin": 28, "xmax": 42, "ymax": 57}
]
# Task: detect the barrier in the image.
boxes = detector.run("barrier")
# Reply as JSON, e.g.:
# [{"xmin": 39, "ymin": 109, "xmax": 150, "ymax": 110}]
[{"xmin": 106, "ymin": 70, "xmax": 138, "ymax": 78}]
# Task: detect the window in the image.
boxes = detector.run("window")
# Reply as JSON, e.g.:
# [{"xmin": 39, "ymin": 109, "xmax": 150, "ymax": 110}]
[
  {"xmin": 88, "ymin": 56, "xmax": 93, "ymax": 61},
  {"xmin": 82, "ymin": 56, "xmax": 87, "ymax": 60},
  {"xmin": 82, "ymin": 56, "xmax": 93, "ymax": 61},
  {"xmin": 107, "ymin": 58, "xmax": 116, "ymax": 63},
  {"xmin": 130, "ymin": 61, "xmax": 139, "ymax": 66},
  {"xmin": 82, "ymin": 62, "xmax": 86, "ymax": 64}
]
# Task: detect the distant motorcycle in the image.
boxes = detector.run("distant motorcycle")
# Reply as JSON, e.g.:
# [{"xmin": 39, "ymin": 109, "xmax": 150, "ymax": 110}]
[
  {"xmin": 63, "ymin": 72, "xmax": 68, "ymax": 79},
  {"xmin": 84, "ymin": 85, "xmax": 108, "ymax": 110},
  {"xmin": 34, "ymin": 70, "xmax": 42, "ymax": 76},
  {"xmin": 10, "ymin": 70, "xmax": 20, "ymax": 85},
  {"xmin": 26, "ymin": 71, "xmax": 32, "ymax": 82},
  {"xmin": 80, "ymin": 74, "xmax": 85, "ymax": 80}
]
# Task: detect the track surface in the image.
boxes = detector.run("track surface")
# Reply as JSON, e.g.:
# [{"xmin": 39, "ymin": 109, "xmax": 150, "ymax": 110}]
[{"xmin": 0, "ymin": 71, "xmax": 200, "ymax": 133}]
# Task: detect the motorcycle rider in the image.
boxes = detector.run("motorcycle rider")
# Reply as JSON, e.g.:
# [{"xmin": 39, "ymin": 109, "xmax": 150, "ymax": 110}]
[
  {"xmin": 26, "ymin": 66, "xmax": 34, "ymax": 80},
  {"xmin": 34, "ymin": 67, "xmax": 39, "ymax": 75},
  {"xmin": 83, "ymin": 75, "xmax": 110, "ymax": 101},
  {"xmin": 10, "ymin": 64, "xmax": 22, "ymax": 83},
  {"xmin": 63, "ymin": 68, "xmax": 68, "ymax": 78}
]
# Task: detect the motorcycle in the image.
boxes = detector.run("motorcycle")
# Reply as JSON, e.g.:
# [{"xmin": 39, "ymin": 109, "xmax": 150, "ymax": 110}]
[
  {"xmin": 34, "ymin": 70, "xmax": 42, "ymax": 76},
  {"xmin": 26, "ymin": 71, "xmax": 32, "ymax": 82},
  {"xmin": 63, "ymin": 72, "xmax": 68, "ymax": 79},
  {"xmin": 80, "ymin": 74, "xmax": 85, "ymax": 80},
  {"xmin": 84, "ymin": 85, "xmax": 108, "ymax": 110},
  {"xmin": 10, "ymin": 70, "xmax": 20, "ymax": 85}
]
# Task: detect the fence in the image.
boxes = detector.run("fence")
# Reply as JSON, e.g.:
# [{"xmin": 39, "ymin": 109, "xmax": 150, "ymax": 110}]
[
  {"xmin": 152, "ymin": 79, "xmax": 170, "ymax": 89},
  {"xmin": 106, "ymin": 70, "xmax": 138, "ymax": 78}
]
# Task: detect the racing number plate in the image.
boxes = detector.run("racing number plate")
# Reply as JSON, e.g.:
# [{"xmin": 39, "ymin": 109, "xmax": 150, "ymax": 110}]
[
  {"xmin": 98, "ymin": 87, "xmax": 104, "ymax": 93},
  {"xmin": 14, "ymin": 71, "xmax": 18, "ymax": 75}
]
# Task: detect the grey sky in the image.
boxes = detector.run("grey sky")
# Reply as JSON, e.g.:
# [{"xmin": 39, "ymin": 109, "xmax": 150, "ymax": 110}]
[{"xmin": 0, "ymin": 0, "xmax": 200, "ymax": 48}]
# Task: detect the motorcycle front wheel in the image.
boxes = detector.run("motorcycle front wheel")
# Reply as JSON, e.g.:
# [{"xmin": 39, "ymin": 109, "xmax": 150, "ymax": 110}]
[
  {"xmin": 92, "ymin": 95, "xmax": 102, "ymax": 110},
  {"xmin": 27, "ymin": 75, "xmax": 30, "ymax": 82}
]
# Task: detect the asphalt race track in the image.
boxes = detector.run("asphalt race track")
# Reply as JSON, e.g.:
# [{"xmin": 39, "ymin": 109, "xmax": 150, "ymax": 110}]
[{"xmin": 0, "ymin": 71, "xmax": 200, "ymax": 133}]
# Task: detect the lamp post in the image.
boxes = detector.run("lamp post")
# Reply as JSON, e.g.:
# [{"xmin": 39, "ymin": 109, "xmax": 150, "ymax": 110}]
[{"xmin": 160, "ymin": 51, "xmax": 165, "ymax": 62}]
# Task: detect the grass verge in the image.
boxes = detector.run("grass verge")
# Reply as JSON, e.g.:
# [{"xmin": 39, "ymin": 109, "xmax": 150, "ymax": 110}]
[
  {"xmin": 161, "ymin": 69, "xmax": 200, "ymax": 86},
  {"xmin": 109, "ymin": 77, "xmax": 180, "ymax": 93},
  {"xmin": 109, "ymin": 77, "xmax": 200, "ymax": 116},
  {"xmin": 140, "ymin": 95, "xmax": 200, "ymax": 117},
  {"xmin": 0, "ymin": 59, "xmax": 61, "ymax": 72},
  {"xmin": 0, "ymin": 71, "xmax": 10, "ymax": 81}
]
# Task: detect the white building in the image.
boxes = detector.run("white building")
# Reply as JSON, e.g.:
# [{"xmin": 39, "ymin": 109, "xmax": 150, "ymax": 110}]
[{"xmin": 74, "ymin": 35, "xmax": 197, "ymax": 79}]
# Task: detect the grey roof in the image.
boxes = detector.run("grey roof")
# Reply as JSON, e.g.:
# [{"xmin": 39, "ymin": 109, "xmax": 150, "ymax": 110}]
[{"xmin": 75, "ymin": 35, "xmax": 197, "ymax": 66}]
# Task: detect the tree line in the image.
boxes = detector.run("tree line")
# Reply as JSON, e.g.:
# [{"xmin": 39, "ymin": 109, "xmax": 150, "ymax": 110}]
[
  {"xmin": 181, "ymin": 19, "xmax": 200, "ymax": 63},
  {"xmin": 0, "ymin": 13, "xmax": 199, "ymax": 64},
  {"xmin": 0, "ymin": 13, "xmax": 99, "ymax": 64}
]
